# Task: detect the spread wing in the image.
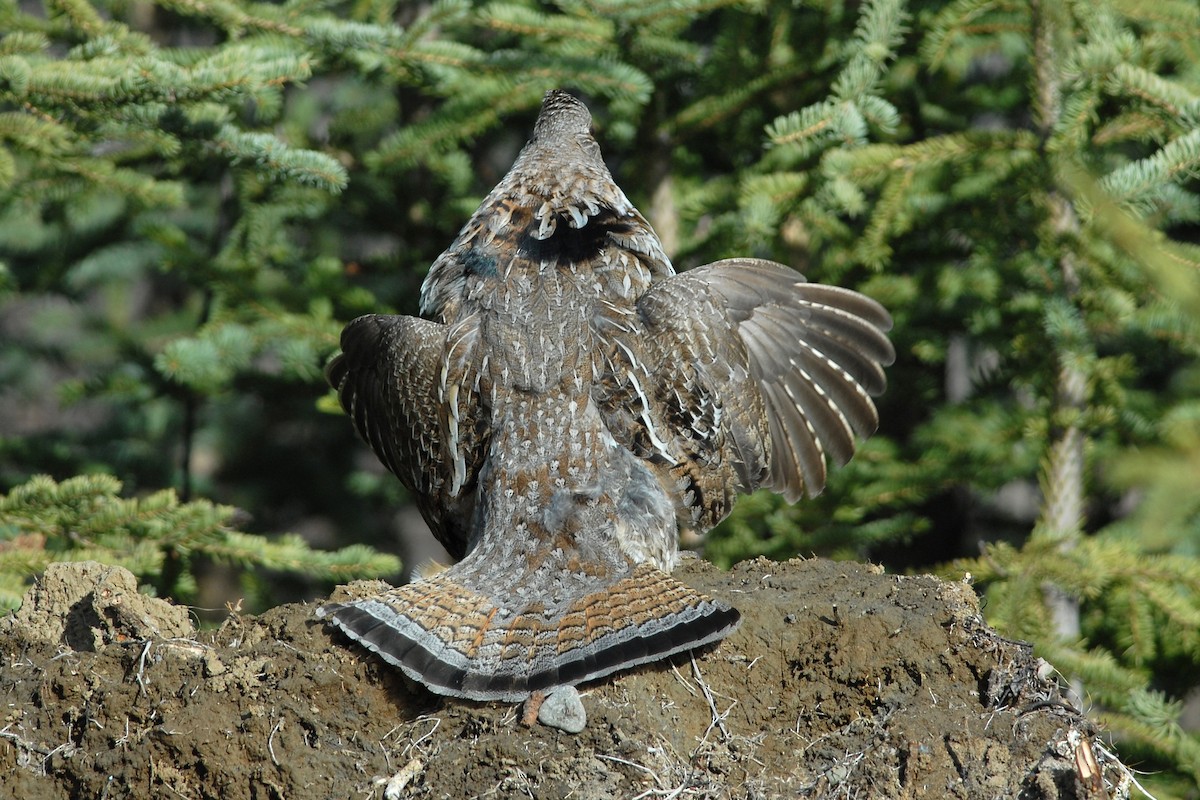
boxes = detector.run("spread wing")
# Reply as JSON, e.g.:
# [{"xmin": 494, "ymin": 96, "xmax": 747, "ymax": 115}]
[
  {"xmin": 325, "ymin": 313, "xmax": 487, "ymax": 559},
  {"xmin": 595, "ymin": 258, "xmax": 895, "ymax": 529}
]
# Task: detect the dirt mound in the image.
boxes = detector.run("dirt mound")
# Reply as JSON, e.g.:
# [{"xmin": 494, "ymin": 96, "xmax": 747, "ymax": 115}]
[{"xmin": 1, "ymin": 557, "xmax": 1131, "ymax": 799}]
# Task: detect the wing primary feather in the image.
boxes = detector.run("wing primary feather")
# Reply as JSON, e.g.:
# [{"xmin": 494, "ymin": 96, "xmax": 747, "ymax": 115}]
[
  {"xmin": 761, "ymin": 381, "xmax": 827, "ymax": 499},
  {"xmin": 322, "ymin": 92, "xmax": 896, "ymax": 705}
]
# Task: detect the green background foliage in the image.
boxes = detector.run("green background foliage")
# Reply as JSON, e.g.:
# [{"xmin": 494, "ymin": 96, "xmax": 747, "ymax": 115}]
[{"xmin": 1, "ymin": 0, "xmax": 1198, "ymax": 792}]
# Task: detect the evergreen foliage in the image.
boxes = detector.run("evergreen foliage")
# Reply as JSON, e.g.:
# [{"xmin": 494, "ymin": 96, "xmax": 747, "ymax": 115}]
[
  {"xmin": 1, "ymin": 0, "xmax": 1198, "ymax": 790},
  {"xmin": 0, "ymin": 474, "xmax": 401, "ymax": 610}
]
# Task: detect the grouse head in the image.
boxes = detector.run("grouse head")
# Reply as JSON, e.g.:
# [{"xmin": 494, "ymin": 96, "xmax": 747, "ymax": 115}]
[{"xmin": 500, "ymin": 89, "xmax": 636, "ymax": 241}]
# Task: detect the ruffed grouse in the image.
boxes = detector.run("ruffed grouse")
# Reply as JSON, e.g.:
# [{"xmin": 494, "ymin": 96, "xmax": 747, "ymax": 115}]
[{"xmin": 320, "ymin": 89, "xmax": 895, "ymax": 702}]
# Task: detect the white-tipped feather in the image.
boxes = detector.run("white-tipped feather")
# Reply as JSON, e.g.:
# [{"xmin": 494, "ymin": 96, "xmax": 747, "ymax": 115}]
[{"xmin": 322, "ymin": 92, "xmax": 893, "ymax": 705}]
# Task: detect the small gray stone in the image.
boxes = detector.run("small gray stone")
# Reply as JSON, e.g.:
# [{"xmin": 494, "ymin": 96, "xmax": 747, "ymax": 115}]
[{"xmin": 538, "ymin": 686, "xmax": 587, "ymax": 734}]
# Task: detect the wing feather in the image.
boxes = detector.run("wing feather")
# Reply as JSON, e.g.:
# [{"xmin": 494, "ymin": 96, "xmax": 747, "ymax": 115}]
[
  {"xmin": 596, "ymin": 258, "xmax": 894, "ymax": 522},
  {"xmin": 326, "ymin": 314, "xmax": 486, "ymax": 558}
]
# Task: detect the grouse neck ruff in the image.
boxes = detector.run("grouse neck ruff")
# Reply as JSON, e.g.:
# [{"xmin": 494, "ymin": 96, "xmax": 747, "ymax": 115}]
[{"xmin": 319, "ymin": 89, "xmax": 895, "ymax": 704}]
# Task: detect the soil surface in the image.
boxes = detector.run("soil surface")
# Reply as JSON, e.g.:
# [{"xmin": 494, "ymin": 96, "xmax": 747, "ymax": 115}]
[{"xmin": 1, "ymin": 557, "xmax": 1131, "ymax": 799}]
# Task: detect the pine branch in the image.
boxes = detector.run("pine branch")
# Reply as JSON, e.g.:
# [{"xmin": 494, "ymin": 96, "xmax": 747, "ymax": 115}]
[
  {"xmin": 153, "ymin": 0, "xmax": 303, "ymax": 37},
  {"xmin": 212, "ymin": 126, "xmax": 348, "ymax": 193},
  {"xmin": 1104, "ymin": 63, "xmax": 1200, "ymax": 125},
  {"xmin": 1101, "ymin": 128, "xmax": 1200, "ymax": 216},
  {"xmin": 920, "ymin": 0, "xmax": 1028, "ymax": 75},
  {"xmin": 479, "ymin": 3, "xmax": 614, "ymax": 46},
  {"xmin": 0, "ymin": 475, "xmax": 401, "ymax": 610},
  {"xmin": 1096, "ymin": 691, "xmax": 1200, "ymax": 788},
  {"xmin": 582, "ymin": 0, "xmax": 747, "ymax": 26},
  {"xmin": 670, "ymin": 67, "xmax": 800, "ymax": 134},
  {"xmin": 0, "ymin": 32, "xmax": 51, "ymax": 56},
  {"xmin": 47, "ymin": 0, "xmax": 108, "ymax": 38},
  {"xmin": 202, "ymin": 531, "xmax": 401, "ymax": 580}
]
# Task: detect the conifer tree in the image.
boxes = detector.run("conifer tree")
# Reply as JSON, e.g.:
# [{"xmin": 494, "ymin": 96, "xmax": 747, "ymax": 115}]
[
  {"xmin": 1, "ymin": 0, "xmax": 1198, "ymax": 791},
  {"xmin": 689, "ymin": 0, "xmax": 1200, "ymax": 791}
]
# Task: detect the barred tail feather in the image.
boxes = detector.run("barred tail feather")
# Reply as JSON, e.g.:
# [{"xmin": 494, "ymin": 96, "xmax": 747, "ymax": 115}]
[{"xmin": 318, "ymin": 562, "xmax": 739, "ymax": 702}]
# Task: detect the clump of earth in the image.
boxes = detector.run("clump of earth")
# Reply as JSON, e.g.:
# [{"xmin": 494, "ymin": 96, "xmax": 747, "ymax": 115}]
[{"xmin": 1, "ymin": 557, "xmax": 1132, "ymax": 798}]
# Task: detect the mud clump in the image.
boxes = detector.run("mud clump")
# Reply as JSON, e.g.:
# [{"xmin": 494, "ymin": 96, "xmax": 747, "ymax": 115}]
[
  {"xmin": 1, "ymin": 557, "xmax": 1130, "ymax": 799},
  {"xmin": 7, "ymin": 560, "xmax": 193, "ymax": 650}
]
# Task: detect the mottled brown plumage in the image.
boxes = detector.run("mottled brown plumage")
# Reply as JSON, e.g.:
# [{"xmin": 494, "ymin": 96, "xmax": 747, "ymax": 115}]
[{"xmin": 319, "ymin": 89, "xmax": 895, "ymax": 702}]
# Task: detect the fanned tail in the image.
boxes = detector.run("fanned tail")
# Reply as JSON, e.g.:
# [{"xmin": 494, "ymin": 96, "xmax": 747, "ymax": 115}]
[{"xmin": 318, "ymin": 561, "xmax": 739, "ymax": 702}]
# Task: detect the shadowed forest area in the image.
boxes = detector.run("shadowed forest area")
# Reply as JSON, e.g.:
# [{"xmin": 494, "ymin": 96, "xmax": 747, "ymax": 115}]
[{"xmin": 2, "ymin": 0, "xmax": 1200, "ymax": 795}]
